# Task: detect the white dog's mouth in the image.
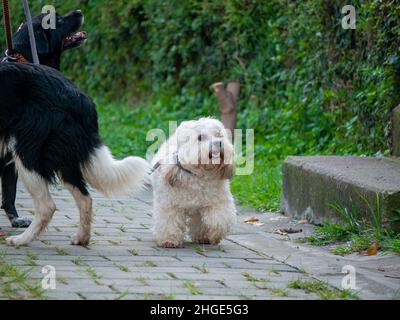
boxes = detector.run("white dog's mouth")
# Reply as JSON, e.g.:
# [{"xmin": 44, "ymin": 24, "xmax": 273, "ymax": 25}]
[{"xmin": 209, "ymin": 150, "xmax": 224, "ymax": 160}]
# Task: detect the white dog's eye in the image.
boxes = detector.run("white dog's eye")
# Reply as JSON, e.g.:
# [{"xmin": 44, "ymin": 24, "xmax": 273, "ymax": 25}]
[{"xmin": 198, "ymin": 134, "xmax": 206, "ymax": 141}]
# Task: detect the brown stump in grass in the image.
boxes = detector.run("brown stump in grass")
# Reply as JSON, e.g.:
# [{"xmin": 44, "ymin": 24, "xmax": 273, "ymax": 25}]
[{"xmin": 212, "ymin": 81, "xmax": 240, "ymax": 138}]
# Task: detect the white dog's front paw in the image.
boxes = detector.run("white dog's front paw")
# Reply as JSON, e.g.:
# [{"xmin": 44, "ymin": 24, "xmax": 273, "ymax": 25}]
[
  {"xmin": 6, "ymin": 235, "xmax": 28, "ymax": 247},
  {"xmin": 158, "ymin": 240, "xmax": 183, "ymax": 248},
  {"xmin": 192, "ymin": 235, "xmax": 212, "ymax": 245},
  {"xmin": 71, "ymin": 233, "xmax": 90, "ymax": 246}
]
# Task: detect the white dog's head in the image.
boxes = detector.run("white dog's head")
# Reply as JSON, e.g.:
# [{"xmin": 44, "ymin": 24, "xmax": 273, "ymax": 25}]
[{"xmin": 164, "ymin": 118, "xmax": 234, "ymax": 185}]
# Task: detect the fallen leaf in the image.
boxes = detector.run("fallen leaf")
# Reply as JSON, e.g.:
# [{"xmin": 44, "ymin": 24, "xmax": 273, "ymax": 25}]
[
  {"xmin": 274, "ymin": 229, "xmax": 288, "ymax": 236},
  {"xmin": 244, "ymin": 216, "xmax": 264, "ymax": 226},
  {"xmin": 282, "ymin": 228, "xmax": 303, "ymax": 234},
  {"xmin": 367, "ymin": 243, "xmax": 379, "ymax": 256},
  {"xmin": 0, "ymin": 231, "xmax": 5, "ymax": 238},
  {"xmin": 298, "ymin": 220, "xmax": 309, "ymax": 224},
  {"xmin": 270, "ymin": 216, "xmax": 285, "ymax": 222},
  {"xmin": 244, "ymin": 216, "xmax": 259, "ymax": 224},
  {"xmin": 384, "ymin": 275, "xmax": 400, "ymax": 279}
]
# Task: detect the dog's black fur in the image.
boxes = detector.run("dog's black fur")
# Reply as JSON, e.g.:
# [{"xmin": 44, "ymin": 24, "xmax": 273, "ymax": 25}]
[
  {"xmin": 1, "ymin": 10, "xmax": 86, "ymax": 227},
  {"xmin": 0, "ymin": 61, "xmax": 148, "ymax": 246},
  {"xmin": 0, "ymin": 63, "xmax": 101, "ymax": 193}
]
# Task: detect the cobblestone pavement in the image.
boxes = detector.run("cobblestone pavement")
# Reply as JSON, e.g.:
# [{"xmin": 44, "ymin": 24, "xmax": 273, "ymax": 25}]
[{"xmin": 0, "ymin": 185, "xmax": 399, "ymax": 300}]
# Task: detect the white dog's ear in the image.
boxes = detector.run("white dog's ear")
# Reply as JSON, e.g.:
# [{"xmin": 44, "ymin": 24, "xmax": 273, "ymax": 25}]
[
  {"xmin": 218, "ymin": 163, "xmax": 235, "ymax": 180},
  {"xmin": 164, "ymin": 165, "xmax": 181, "ymax": 186}
]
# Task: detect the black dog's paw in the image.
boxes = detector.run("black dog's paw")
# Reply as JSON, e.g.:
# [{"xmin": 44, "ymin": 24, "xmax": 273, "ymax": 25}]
[{"xmin": 11, "ymin": 217, "xmax": 32, "ymax": 228}]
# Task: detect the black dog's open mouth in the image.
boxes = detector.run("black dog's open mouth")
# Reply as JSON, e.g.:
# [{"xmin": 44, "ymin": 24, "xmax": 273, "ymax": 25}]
[{"xmin": 63, "ymin": 31, "xmax": 87, "ymax": 50}]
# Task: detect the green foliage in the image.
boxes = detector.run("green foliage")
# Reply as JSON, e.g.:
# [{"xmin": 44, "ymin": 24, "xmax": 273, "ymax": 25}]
[
  {"xmin": 300, "ymin": 222, "xmax": 354, "ymax": 246},
  {"xmin": 287, "ymin": 279, "xmax": 359, "ymax": 300},
  {"xmin": 2, "ymin": 1, "xmax": 399, "ymax": 210},
  {"xmin": 0, "ymin": 253, "xmax": 46, "ymax": 299},
  {"xmin": 299, "ymin": 204, "xmax": 400, "ymax": 254},
  {"xmin": 2, "ymin": 0, "xmax": 398, "ymax": 153}
]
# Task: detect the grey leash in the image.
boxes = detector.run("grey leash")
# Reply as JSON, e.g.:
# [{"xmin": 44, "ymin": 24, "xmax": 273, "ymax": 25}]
[{"xmin": 22, "ymin": 0, "xmax": 39, "ymax": 64}]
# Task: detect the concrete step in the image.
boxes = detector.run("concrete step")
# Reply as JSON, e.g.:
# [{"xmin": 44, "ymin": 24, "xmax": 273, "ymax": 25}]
[{"xmin": 282, "ymin": 156, "xmax": 400, "ymax": 230}]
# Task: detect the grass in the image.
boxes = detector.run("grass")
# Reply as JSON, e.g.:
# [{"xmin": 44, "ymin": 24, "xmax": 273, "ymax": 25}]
[
  {"xmin": 57, "ymin": 276, "xmax": 69, "ymax": 285},
  {"xmin": 242, "ymin": 272, "xmax": 270, "ymax": 287},
  {"xmin": 115, "ymin": 289, "xmax": 130, "ymax": 300},
  {"xmin": 166, "ymin": 272, "xmax": 178, "ymax": 279},
  {"xmin": 242, "ymin": 272, "xmax": 288, "ymax": 296},
  {"xmin": 0, "ymin": 253, "xmax": 47, "ymax": 299},
  {"xmin": 231, "ymin": 160, "xmax": 282, "ymax": 211},
  {"xmin": 71, "ymin": 257, "xmax": 87, "ymax": 267},
  {"xmin": 300, "ymin": 222, "xmax": 400, "ymax": 255},
  {"xmin": 127, "ymin": 248, "xmax": 139, "ymax": 256},
  {"xmin": 25, "ymin": 252, "xmax": 39, "ymax": 266},
  {"xmin": 288, "ymin": 279, "xmax": 359, "ymax": 300},
  {"xmin": 164, "ymin": 293, "xmax": 177, "ymax": 300},
  {"xmin": 299, "ymin": 197, "xmax": 400, "ymax": 255},
  {"xmin": 142, "ymin": 260, "xmax": 157, "ymax": 268},
  {"xmin": 269, "ymin": 269, "xmax": 281, "ymax": 276},
  {"xmin": 54, "ymin": 247, "xmax": 69, "ymax": 256},
  {"xmin": 113, "ymin": 263, "xmax": 130, "ymax": 272},
  {"xmin": 268, "ymin": 287, "xmax": 289, "ymax": 297},
  {"xmin": 191, "ymin": 244, "xmax": 206, "ymax": 254},
  {"xmin": 182, "ymin": 281, "xmax": 202, "ymax": 295},
  {"xmin": 299, "ymin": 222, "xmax": 354, "ymax": 247},
  {"xmin": 193, "ymin": 263, "xmax": 209, "ymax": 273},
  {"xmin": 84, "ymin": 266, "xmax": 103, "ymax": 282},
  {"xmin": 217, "ymin": 279, "xmax": 226, "ymax": 286},
  {"xmin": 117, "ymin": 224, "xmax": 126, "ymax": 233},
  {"xmin": 136, "ymin": 276, "xmax": 149, "ymax": 286}
]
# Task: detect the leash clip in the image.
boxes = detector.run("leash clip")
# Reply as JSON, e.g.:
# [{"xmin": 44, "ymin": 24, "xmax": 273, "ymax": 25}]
[{"xmin": 2, "ymin": 49, "xmax": 17, "ymax": 63}]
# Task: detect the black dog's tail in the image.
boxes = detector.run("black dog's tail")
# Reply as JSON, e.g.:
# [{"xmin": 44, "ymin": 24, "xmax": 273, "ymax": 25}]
[{"xmin": 81, "ymin": 145, "xmax": 150, "ymax": 197}]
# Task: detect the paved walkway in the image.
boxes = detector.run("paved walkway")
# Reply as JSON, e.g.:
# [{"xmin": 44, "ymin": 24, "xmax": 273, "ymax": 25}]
[{"xmin": 0, "ymin": 185, "xmax": 399, "ymax": 300}]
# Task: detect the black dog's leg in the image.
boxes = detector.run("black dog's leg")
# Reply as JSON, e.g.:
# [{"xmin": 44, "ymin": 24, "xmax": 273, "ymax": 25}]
[{"xmin": 1, "ymin": 162, "xmax": 31, "ymax": 228}]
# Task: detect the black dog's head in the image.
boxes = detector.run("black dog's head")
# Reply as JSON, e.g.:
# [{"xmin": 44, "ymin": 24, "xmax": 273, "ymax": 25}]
[{"xmin": 12, "ymin": 9, "xmax": 87, "ymax": 70}]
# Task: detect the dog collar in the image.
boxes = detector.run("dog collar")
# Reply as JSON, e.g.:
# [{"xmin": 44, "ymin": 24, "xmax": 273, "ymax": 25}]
[
  {"xmin": 1, "ymin": 49, "xmax": 29, "ymax": 64},
  {"xmin": 150, "ymin": 154, "xmax": 195, "ymax": 176},
  {"xmin": 175, "ymin": 154, "xmax": 195, "ymax": 175}
]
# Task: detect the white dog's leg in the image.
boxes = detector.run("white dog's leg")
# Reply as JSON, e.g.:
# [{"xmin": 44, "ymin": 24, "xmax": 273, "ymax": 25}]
[
  {"xmin": 65, "ymin": 184, "xmax": 93, "ymax": 246},
  {"xmin": 189, "ymin": 213, "xmax": 211, "ymax": 244},
  {"xmin": 154, "ymin": 206, "xmax": 186, "ymax": 248},
  {"xmin": 6, "ymin": 164, "xmax": 56, "ymax": 246},
  {"xmin": 195, "ymin": 205, "xmax": 237, "ymax": 245}
]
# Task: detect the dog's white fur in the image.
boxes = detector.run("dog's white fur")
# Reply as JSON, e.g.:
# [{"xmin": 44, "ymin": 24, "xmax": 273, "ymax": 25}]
[
  {"xmin": 81, "ymin": 146, "xmax": 149, "ymax": 197},
  {"xmin": 151, "ymin": 118, "xmax": 237, "ymax": 248}
]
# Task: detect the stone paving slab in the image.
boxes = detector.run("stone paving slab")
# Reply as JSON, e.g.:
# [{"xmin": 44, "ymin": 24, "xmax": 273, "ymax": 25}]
[{"xmin": 1, "ymin": 184, "xmax": 399, "ymax": 300}]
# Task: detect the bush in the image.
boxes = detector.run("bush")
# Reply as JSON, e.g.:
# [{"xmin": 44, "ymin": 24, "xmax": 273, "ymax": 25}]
[{"xmin": 2, "ymin": 1, "xmax": 397, "ymax": 154}]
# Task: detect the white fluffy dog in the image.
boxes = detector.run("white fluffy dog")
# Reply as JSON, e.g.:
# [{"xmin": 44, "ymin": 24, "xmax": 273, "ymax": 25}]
[{"xmin": 151, "ymin": 118, "xmax": 237, "ymax": 248}]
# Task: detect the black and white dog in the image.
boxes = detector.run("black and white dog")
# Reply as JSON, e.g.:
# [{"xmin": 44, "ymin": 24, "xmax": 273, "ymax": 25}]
[
  {"xmin": 1, "ymin": 10, "xmax": 87, "ymax": 228},
  {"xmin": 0, "ymin": 63, "xmax": 149, "ymax": 246},
  {"xmin": 0, "ymin": 42, "xmax": 149, "ymax": 248}
]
